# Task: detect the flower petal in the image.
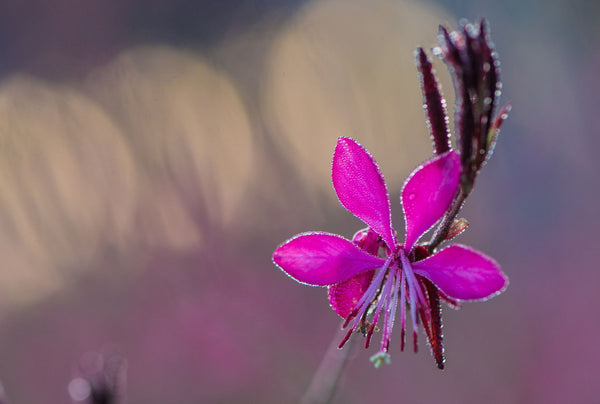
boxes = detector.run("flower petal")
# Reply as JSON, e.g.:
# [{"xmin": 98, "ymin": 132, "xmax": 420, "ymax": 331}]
[
  {"xmin": 328, "ymin": 270, "xmax": 375, "ymax": 318},
  {"xmin": 332, "ymin": 137, "xmax": 396, "ymax": 249},
  {"xmin": 273, "ymin": 232, "xmax": 385, "ymax": 286},
  {"xmin": 412, "ymin": 244, "xmax": 508, "ymax": 301},
  {"xmin": 402, "ymin": 151, "xmax": 460, "ymax": 252}
]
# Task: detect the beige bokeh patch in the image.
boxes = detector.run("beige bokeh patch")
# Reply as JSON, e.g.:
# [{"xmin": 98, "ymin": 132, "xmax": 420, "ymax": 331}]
[{"xmin": 262, "ymin": 0, "xmax": 454, "ymax": 202}]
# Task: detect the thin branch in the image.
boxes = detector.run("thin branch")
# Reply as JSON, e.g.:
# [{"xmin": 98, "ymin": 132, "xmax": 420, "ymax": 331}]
[{"xmin": 300, "ymin": 323, "xmax": 356, "ymax": 404}]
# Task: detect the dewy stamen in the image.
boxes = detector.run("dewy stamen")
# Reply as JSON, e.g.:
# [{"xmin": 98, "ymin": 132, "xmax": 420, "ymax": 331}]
[
  {"xmin": 338, "ymin": 255, "xmax": 394, "ymax": 349},
  {"xmin": 365, "ymin": 267, "xmax": 395, "ymax": 349},
  {"xmin": 400, "ymin": 251, "xmax": 420, "ymax": 352},
  {"xmin": 381, "ymin": 271, "xmax": 400, "ymax": 353},
  {"xmin": 399, "ymin": 271, "xmax": 407, "ymax": 352},
  {"xmin": 341, "ymin": 247, "xmax": 435, "ymax": 355}
]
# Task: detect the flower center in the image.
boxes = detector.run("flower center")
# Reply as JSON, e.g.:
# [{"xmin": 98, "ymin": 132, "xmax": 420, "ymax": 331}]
[{"xmin": 338, "ymin": 247, "xmax": 433, "ymax": 366}]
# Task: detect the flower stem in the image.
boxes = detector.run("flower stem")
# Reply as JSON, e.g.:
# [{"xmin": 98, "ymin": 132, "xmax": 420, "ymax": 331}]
[
  {"xmin": 428, "ymin": 188, "xmax": 469, "ymax": 252},
  {"xmin": 0, "ymin": 380, "xmax": 8, "ymax": 404},
  {"xmin": 300, "ymin": 323, "xmax": 356, "ymax": 404}
]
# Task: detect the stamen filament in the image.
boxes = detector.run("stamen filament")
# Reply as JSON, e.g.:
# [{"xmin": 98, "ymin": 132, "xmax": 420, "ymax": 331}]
[
  {"xmin": 365, "ymin": 267, "xmax": 395, "ymax": 348},
  {"xmin": 400, "ymin": 251, "xmax": 420, "ymax": 352},
  {"xmin": 339, "ymin": 254, "xmax": 394, "ymax": 348},
  {"xmin": 400, "ymin": 272, "xmax": 406, "ymax": 351},
  {"xmin": 381, "ymin": 270, "xmax": 400, "ymax": 352}
]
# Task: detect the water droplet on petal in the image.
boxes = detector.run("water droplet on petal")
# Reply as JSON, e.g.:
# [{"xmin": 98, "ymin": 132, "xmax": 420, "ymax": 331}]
[{"xmin": 408, "ymin": 193, "xmax": 416, "ymax": 201}]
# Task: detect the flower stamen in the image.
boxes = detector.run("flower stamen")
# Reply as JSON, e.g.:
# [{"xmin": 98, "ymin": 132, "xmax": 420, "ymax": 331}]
[
  {"xmin": 338, "ymin": 254, "xmax": 393, "ymax": 349},
  {"xmin": 381, "ymin": 271, "xmax": 400, "ymax": 353},
  {"xmin": 399, "ymin": 272, "xmax": 407, "ymax": 352},
  {"xmin": 365, "ymin": 268, "xmax": 395, "ymax": 349}
]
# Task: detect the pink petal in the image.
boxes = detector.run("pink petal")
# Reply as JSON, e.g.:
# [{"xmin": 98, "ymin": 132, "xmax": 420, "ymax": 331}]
[
  {"xmin": 328, "ymin": 270, "xmax": 375, "ymax": 318},
  {"xmin": 412, "ymin": 244, "xmax": 508, "ymax": 301},
  {"xmin": 402, "ymin": 151, "xmax": 460, "ymax": 252},
  {"xmin": 332, "ymin": 137, "xmax": 396, "ymax": 249},
  {"xmin": 273, "ymin": 232, "xmax": 385, "ymax": 286}
]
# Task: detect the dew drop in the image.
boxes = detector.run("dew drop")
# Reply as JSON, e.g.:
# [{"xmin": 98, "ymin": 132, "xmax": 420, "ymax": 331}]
[{"xmin": 408, "ymin": 193, "xmax": 416, "ymax": 201}]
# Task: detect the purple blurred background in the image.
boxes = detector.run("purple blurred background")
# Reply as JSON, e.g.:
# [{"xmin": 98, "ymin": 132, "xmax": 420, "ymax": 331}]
[{"xmin": 0, "ymin": 0, "xmax": 598, "ymax": 402}]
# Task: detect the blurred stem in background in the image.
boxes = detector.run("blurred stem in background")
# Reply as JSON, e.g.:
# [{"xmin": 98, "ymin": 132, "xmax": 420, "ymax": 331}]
[
  {"xmin": 68, "ymin": 350, "xmax": 127, "ymax": 404},
  {"xmin": 300, "ymin": 323, "xmax": 356, "ymax": 404},
  {"xmin": 0, "ymin": 380, "xmax": 8, "ymax": 404}
]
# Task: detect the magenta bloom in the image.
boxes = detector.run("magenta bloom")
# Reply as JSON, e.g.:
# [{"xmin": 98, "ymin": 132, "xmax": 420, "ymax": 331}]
[{"xmin": 273, "ymin": 137, "xmax": 508, "ymax": 368}]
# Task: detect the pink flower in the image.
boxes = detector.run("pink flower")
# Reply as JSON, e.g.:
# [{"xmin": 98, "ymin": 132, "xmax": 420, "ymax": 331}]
[{"xmin": 273, "ymin": 137, "xmax": 508, "ymax": 368}]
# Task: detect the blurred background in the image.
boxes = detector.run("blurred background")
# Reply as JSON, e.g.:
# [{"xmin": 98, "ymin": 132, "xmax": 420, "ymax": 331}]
[{"xmin": 0, "ymin": 0, "xmax": 598, "ymax": 402}]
